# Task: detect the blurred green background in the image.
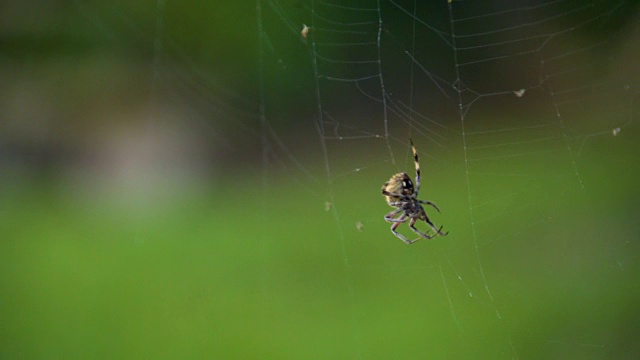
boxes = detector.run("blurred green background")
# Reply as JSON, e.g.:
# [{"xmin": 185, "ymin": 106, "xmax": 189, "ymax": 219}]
[{"xmin": 1, "ymin": 1, "xmax": 639, "ymax": 359}]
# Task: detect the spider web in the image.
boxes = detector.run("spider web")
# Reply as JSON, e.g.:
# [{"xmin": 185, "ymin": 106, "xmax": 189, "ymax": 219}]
[
  {"xmin": 35, "ymin": 0, "xmax": 639, "ymax": 358},
  {"xmin": 257, "ymin": 0, "xmax": 639, "ymax": 358}
]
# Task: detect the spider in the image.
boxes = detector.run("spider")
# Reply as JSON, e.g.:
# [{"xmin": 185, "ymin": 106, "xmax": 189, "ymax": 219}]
[{"xmin": 381, "ymin": 139, "xmax": 448, "ymax": 244}]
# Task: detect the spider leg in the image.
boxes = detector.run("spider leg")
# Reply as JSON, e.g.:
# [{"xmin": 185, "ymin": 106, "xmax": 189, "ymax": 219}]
[
  {"xmin": 382, "ymin": 189, "xmax": 412, "ymax": 202},
  {"xmin": 408, "ymin": 218, "xmax": 437, "ymax": 241},
  {"xmin": 418, "ymin": 200, "xmax": 441, "ymax": 213},
  {"xmin": 423, "ymin": 215, "xmax": 449, "ymax": 236},
  {"xmin": 381, "ymin": 189, "xmax": 399, "ymax": 197},
  {"xmin": 410, "ymin": 138, "xmax": 421, "ymax": 197},
  {"xmin": 384, "ymin": 208, "xmax": 405, "ymax": 223},
  {"xmin": 390, "ymin": 216, "xmax": 417, "ymax": 244}
]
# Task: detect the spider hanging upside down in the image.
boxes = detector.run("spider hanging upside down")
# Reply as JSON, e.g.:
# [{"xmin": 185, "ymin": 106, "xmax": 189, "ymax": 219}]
[{"xmin": 381, "ymin": 139, "xmax": 448, "ymax": 244}]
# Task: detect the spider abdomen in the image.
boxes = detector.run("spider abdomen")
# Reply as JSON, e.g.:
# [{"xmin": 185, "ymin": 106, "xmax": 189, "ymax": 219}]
[{"xmin": 382, "ymin": 172, "xmax": 414, "ymax": 205}]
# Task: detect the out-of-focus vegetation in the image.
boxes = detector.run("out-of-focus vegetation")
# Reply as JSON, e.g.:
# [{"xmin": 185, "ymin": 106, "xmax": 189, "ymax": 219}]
[{"xmin": 1, "ymin": 135, "xmax": 639, "ymax": 358}]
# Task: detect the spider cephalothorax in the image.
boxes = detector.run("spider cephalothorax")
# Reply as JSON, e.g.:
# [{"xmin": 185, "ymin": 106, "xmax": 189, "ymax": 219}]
[{"xmin": 381, "ymin": 139, "xmax": 448, "ymax": 244}]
